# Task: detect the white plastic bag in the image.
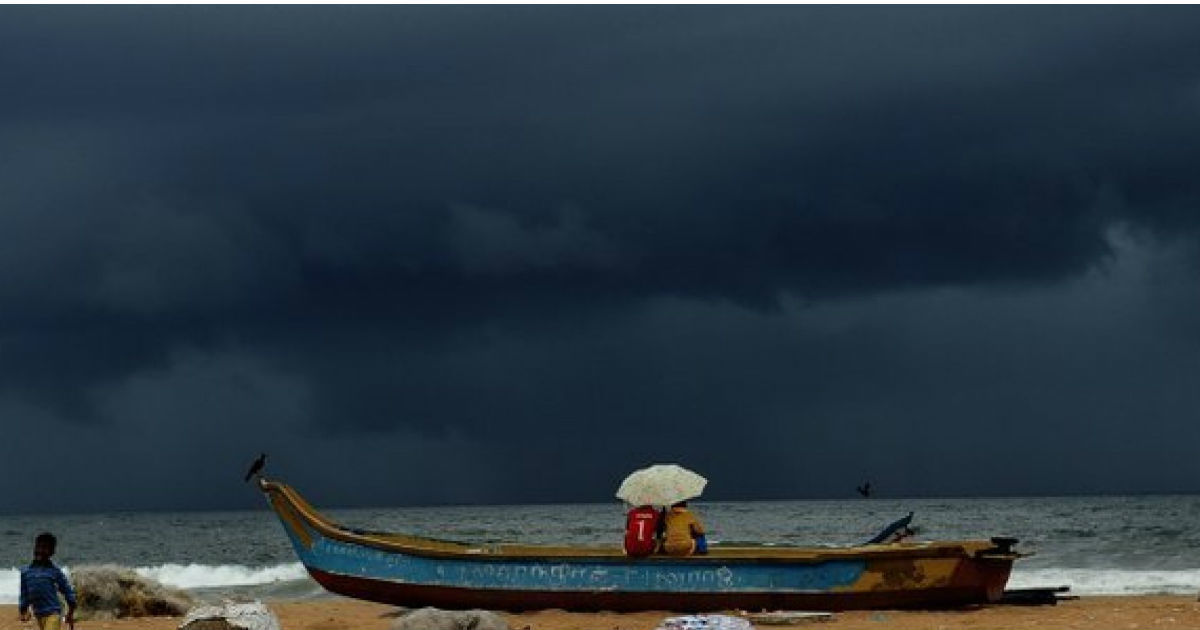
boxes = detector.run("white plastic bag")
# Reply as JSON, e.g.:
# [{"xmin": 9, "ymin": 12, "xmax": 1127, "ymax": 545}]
[{"xmin": 655, "ymin": 614, "xmax": 753, "ymax": 630}]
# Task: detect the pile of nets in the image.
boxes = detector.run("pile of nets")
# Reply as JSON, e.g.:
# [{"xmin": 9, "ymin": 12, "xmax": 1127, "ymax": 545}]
[
  {"xmin": 71, "ymin": 564, "xmax": 194, "ymax": 620},
  {"xmin": 389, "ymin": 607, "xmax": 509, "ymax": 630},
  {"xmin": 179, "ymin": 601, "xmax": 281, "ymax": 630}
]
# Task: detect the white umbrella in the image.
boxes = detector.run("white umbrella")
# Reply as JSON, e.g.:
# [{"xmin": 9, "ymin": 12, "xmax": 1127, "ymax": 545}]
[{"xmin": 616, "ymin": 463, "xmax": 707, "ymax": 508}]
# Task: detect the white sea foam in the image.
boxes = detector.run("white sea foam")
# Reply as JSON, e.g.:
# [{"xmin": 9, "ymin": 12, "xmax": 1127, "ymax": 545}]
[
  {"xmin": 0, "ymin": 563, "xmax": 307, "ymax": 603},
  {"xmin": 0, "ymin": 569, "xmax": 17, "ymax": 605},
  {"xmin": 132, "ymin": 562, "xmax": 307, "ymax": 589},
  {"xmin": 1010, "ymin": 568, "xmax": 1200, "ymax": 595}
]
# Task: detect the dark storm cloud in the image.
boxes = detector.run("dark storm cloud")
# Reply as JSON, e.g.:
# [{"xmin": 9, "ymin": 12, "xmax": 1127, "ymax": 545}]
[{"xmin": 2, "ymin": 6, "xmax": 1200, "ymax": 509}]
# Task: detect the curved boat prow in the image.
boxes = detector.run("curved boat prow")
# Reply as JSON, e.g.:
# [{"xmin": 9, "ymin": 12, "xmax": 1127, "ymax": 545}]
[{"xmin": 257, "ymin": 478, "xmax": 1024, "ymax": 612}]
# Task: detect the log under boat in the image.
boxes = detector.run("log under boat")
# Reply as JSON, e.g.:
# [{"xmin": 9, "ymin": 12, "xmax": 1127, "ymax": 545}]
[{"xmin": 259, "ymin": 478, "xmax": 1024, "ymax": 611}]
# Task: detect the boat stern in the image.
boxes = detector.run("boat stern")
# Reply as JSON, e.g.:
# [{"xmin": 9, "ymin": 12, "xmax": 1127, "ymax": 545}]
[{"xmin": 965, "ymin": 537, "xmax": 1026, "ymax": 602}]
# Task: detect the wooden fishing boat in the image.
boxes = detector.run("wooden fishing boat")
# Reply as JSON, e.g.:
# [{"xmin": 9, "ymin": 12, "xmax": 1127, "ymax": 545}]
[{"xmin": 259, "ymin": 478, "xmax": 1024, "ymax": 611}]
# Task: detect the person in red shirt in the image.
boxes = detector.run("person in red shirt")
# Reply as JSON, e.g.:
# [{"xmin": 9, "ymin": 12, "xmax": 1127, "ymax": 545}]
[{"xmin": 624, "ymin": 505, "xmax": 663, "ymax": 557}]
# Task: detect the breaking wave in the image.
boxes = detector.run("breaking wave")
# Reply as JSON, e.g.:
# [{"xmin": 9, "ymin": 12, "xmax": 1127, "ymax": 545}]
[
  {"xmin": 0, "ymin": 563, "xmax": 308, "ymax": 603},
  {"xmin": 133, "ymin": 563, "xmax": 307, "ymax": 589},
  {"xmin": 1010, "ymin": 568, "xmax": 1200, "ymax": 595},
  {"xmin": 0, "ymin": 570, "xmax": 16, "ymax": 604}
]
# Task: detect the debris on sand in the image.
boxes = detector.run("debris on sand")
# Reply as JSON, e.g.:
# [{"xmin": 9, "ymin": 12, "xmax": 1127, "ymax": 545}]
[
  {"xmin": 389, "ymin": 607, "xmax": 509, "ymax": 630},
  {"xmin": 72, "ymin": 564, "xmax": 193, "ymax": 620},
  {"xmin": 179, "ymin": 600, "xmax": 281, "ymax": 630}
]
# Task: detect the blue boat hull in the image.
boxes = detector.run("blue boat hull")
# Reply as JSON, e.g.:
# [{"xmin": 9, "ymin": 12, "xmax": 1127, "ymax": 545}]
[{"xmin": 260, "ymin": 479, "xmax": 1018, "ymax": 611}]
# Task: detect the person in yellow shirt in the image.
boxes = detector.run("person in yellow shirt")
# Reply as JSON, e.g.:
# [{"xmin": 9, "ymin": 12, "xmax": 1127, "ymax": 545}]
[{"xmin": 662, "ymin": 501, "xmax": 707, "ymax": 556}]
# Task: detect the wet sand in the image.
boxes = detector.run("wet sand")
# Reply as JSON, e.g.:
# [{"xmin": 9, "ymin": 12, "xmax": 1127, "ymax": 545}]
[{"xmin": 5, "ymin": 596, "xmax": 1200, "ymax": 630}]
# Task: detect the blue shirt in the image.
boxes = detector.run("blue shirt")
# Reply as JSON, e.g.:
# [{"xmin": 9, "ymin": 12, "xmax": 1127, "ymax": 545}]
[{"xmin": 19, "ymin": 562, "xmax": 76, "ymax": 617}]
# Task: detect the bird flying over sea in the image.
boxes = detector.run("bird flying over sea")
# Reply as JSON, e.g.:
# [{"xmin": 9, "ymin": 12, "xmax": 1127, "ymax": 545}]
[
  {"xmin": 244, "ymin": 452, "xmax": 267, "ymax": 482},
  {"xmin": 856, "ymin": 481, "xmax": 872, "ymax": 498}
]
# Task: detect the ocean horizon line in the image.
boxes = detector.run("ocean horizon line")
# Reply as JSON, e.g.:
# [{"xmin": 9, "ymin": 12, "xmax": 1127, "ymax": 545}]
[{"xmin": 3, "ymin": 489, "xmax": 1200, "ymax": 518}]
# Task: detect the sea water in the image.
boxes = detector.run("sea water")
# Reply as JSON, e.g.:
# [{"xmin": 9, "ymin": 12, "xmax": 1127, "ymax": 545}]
[{"xmin": 3, "ymin": 495, "xmax": 1200, "ymax": 603}]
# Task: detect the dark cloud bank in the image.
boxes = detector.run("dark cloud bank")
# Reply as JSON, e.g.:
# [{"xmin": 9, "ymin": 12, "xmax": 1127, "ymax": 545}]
[{"xmin": 2, "ymin": 6, "xmax": 1200, "ymax": 512}]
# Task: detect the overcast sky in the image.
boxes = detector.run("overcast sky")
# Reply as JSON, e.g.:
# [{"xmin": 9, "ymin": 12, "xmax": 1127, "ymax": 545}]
[{"xmin": 3, "ymin": 6, "xmax": 1200, "ymax": 513}]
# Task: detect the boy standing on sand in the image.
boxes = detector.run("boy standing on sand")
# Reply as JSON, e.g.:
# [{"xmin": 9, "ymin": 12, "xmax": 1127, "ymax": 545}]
[{"xmin": 19, "ymin": 533, "xmax": 77, "ymax": 630}]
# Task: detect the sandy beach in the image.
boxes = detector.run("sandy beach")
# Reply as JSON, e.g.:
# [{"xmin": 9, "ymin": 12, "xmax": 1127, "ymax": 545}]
[{"xmin": 4, "ymin": 596, "xmax": 1200, "ymax": 630}]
